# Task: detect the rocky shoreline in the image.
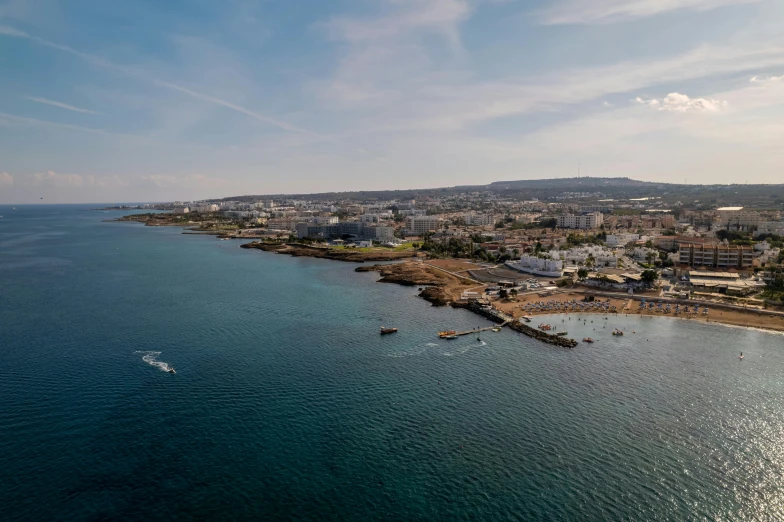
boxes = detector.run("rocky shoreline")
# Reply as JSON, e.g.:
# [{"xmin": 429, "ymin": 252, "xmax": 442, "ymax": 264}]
[{"xmin": 241, "ymin": 241, "xmax": 419, "ymax": 263}]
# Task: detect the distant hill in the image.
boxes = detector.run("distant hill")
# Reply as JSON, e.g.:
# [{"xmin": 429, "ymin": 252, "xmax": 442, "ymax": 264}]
[{"xmin": 214, "ymin": 177, "xmax": 784, "ymax": 209}]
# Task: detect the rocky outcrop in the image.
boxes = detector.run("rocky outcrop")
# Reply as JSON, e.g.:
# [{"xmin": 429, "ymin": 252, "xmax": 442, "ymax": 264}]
[
  {"xmin": 241, "ymin": 242, "xmax": 417, "ymax": 263},
  {"xmin": 419, "ymin": 287, "xmax": 450, "ymax": 306}
]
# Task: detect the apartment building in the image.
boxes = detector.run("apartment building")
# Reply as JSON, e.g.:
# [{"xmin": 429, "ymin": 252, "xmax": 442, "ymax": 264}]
[
  {"xmin": 557, "ymin": 213, "xmax": 604, "ymax": 230},
  {"xmin": 678, "ymin": 242, "xmax": 753, "ymax": 269},
  {"xmin": 295, "ymin": 222, "xmax": 394, "ymax": 241},
  {"xmin": 716, "ymin": 208, "xmax": 761, "ymax": 230},
  {"xmin": 464, "ymin": 213, "xmax": 496, "ymax": 226},
  {"xmin": 405, "ymin": 216, "xmax": 442, "ymax": 235},
  {"xmin": 606, "ymin": 233, "xmax": 639, "ymax": 247}
]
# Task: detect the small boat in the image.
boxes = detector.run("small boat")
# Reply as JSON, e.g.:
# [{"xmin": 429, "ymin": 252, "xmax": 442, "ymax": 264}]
[
  {"xmin": 168, "ymin": 368, "xmax": 176, "ymax": 374},
  {"xmin": 582, "ymin": 337, "xmax": 594, "ymax": 343},
  {"xmin": 443, "ymin": 334, "xmax": 458, "ymax": 340},
  {"xmin": 438, "ymin": 330, "xmax": 457, "ymax": 338},
  {"xmin": 556, "ymin": 331, "xmax": 568, "ymax": 336},
  {"xmin": 380, "ymin": 327, "xmax": 398, "ymax": 334},
  {"xmin": 612, "ymin": 329, "xmax": 624, "ymax": 336},
  {"xmin": 522, "ymin": 316, "xmax": 532, "ymax": 322},
  {"xmin": 491, "ymin": 327, "xmax": 501, "ymax": 332}
]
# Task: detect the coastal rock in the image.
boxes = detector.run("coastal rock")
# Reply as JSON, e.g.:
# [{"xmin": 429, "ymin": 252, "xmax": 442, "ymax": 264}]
[
  {"xmin": 241, "ymin": 242, "xmax": 417, "ymax": 263},
  {"xmin": 419, "ymin": 287, "xmax": 449, "ymax": 306}
]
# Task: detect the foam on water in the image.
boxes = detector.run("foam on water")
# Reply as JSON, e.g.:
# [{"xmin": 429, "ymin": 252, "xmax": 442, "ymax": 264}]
[{"xmin": 134, "ymin": 351, "xmax": 174, "ymax": 372}]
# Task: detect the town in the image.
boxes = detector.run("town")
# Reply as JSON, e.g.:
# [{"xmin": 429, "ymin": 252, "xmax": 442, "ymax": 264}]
[{"xmin": 120, "ymin": 177, "xmax": 784, "ymax": 320}]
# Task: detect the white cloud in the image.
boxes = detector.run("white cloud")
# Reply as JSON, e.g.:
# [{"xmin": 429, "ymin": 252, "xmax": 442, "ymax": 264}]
[
  {"xmin": 324, "ymin": 0, "xmax": 469, "ymax": 48},
  {"xmin": 635, "ymin": 92, "xmax": 728, "ymax": 112},
  {"xmin": 0, "ymin": 25, "xmax": 29, "ymax": 37},
  {"xmin": 0, "ymin": 172, "xmax": 14, "ymax": 188},
  {"xmin": 540, "ymin": 0, "xmax": 759, "ymax": 25},
  {"xmin": 141, "ymin": 174, "xmax": 231, "ymax": 190},
  {"xmin": 28, "ymin": 171, "xmax": 84, "ymax": 188},
  {"xmin": 24, "ymin": 96, "xmax": 100, "ymax": 115},
  {"xmin": 750, "ymin": 74, "xmax": 784, "ymax": 83}
]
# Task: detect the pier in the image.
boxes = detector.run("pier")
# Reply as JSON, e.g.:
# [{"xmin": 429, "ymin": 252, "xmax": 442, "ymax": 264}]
[{"xmin": 439, "ymin": 322, "xmax": 509, "ymax": 338}]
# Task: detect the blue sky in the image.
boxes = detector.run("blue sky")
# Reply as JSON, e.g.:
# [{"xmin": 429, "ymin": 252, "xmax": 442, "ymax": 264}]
[{"xmin": 1, "ymin": 0, "xmax": 783, "ymax": 203}]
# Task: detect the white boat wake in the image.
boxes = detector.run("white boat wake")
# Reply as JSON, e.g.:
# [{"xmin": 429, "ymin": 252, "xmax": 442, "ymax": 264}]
[{"xmin": 134, "ymin": 351, "xmax": 175, "ymax": 373}]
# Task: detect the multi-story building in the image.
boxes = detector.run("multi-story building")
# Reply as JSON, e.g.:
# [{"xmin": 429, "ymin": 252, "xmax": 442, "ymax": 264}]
[
  {"xmin": 716, "ymin": 208, "xmax": 761, "ymax": 230},
  {"xmin": 654, "ymin": 236, "xmax": 678, "ymax": 251},
  {"xmin": 295, "ymin": 222, "xmax": 395, "ymax": 241},
  {"xmin": 557, "ymin": 213, "xmax": 604, "ymax": 230},
  {"xmin": 678, "ymin": 242, "xmax": 753, "ymax": 269},
  {"xmin": 464, "ymin": 213, "xmax": 496, "ymax": 226},
  {"xmin": 606, "ymin": 233, "xmax": 639, "ymax": 247},
  {"xmin": 758, "ymin": 221, "xmax": 784, "ymax": 235},
  {"xmin": 405, "ymin": 216, "xmax": 442, "ymax": 235}
]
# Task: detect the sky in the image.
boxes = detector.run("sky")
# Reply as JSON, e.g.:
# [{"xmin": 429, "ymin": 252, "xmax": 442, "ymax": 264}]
[{"xmin": 1, "ymin": 0, "xmax": 784, "ymax": 203}]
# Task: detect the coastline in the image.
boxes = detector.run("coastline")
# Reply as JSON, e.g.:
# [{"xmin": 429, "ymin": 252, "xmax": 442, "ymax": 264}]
[{"xmin": 114, "ymin": 211, "xmax": 784, "ymax": 335}]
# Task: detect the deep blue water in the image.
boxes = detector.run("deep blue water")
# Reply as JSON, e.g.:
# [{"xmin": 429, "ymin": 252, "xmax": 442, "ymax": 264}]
[{"xmin": 2, "ymin": 205, "xmax": 784, "ymax": 521}]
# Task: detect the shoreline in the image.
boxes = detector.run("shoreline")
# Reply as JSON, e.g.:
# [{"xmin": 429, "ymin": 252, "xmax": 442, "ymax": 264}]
[{"xmin": 114, "ymin": 211, "xmax": 784, "ymax": 335}]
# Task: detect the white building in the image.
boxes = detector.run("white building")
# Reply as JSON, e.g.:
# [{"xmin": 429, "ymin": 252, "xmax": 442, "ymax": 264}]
[
  {"xmin": 557, "ymin": 212, "xmax": 604, "ymax": 230},
  {"xmin": 364, "ymin": 226, "xmax": 395, "ymax": 242},
  {"xmin": 314, "ymin": 216, "xmax": 339, "ymax": 225},
  {"xmin": 464, "ymin": 213, "xmax": 496, "ymax": 226},
  {"xmin": 758, "ymin": 221, "xmax": 784, "ymax": 235},
  {"xmin": 405, "ymin": 216, "xmax": 442, "ymax": 235},
  {"xmin": 606, "ymin": 233, "xmax": 639, "ymax": 247},
  {"xmin": 555, "ymin": 246, "xmax": 621, "ymax": 268},
  {"xmin": 505, "ymin": 256, "xmax": 564, "ymax": 277},
  {"xmin": 716, "ymin": 208, "xmax": 761, "ymax": 230},
  {"xmin": 173, "ymin": 206, "xmax": 190, "ymax": 214},
  {"xmin": 190, "ymin": 204, "xmax": 219, "ymax": 213}
]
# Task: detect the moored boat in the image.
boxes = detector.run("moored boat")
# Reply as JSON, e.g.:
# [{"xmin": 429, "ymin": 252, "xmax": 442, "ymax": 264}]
[
  {"xmin": 438, "ymin": 330, "xmax": 457, "ymax": 338},
  {"xmin": 582, "ymin": 337, "xmax": 594, "ymax": 343},
  {"xmin": 380, "ymin": 327, "xmax": 398, "ymax": 334}
]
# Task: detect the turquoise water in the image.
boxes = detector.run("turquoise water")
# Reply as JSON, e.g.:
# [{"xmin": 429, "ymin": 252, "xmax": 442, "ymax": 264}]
[{"xmin": 2, "ymin": 205, "xmax": 784, "ymax": 520}]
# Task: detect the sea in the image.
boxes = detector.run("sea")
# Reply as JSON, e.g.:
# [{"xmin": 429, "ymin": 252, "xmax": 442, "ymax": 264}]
[{"xmin": 1, "ymin": 204, "xmax": 783, "ymax": 521}]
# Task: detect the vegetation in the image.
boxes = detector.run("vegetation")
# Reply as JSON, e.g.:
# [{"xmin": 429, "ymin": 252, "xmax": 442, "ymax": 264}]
[{"xmin": 641, "ymin": 270, "xmax": 658, "ymax": 285}]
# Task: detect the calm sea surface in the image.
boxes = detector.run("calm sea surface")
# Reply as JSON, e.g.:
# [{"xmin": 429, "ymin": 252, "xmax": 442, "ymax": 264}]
[{"xmin": 1, "ymin": 205, "xmax": 784, "ymax": 521}]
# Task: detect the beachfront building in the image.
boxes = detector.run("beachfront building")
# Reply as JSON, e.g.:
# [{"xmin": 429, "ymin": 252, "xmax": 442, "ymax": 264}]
[
  {"xmin": 295, "ymin": 221, "xmax": 394, "ymax": 241},
  {"xmin": 505, "ymin": 256, "xmax": 564, "ymax": 277},
  {"xmin": 173, "ymin": 206, "xmax": 190, "ymax": 214},
  {"xmin": 557, "ymin": 212, "xmax": 604, "ymax": 230},
  {"xmin": 686, "ymin": 271, "xmax": 763, "ymax": 295},
  {"xmin": 678, "ymin": 242, "xmax": 753, "ymax": 269},
  {"xmin": 405, "ymin": 216, "xmax": 442, "ymax": 235}
]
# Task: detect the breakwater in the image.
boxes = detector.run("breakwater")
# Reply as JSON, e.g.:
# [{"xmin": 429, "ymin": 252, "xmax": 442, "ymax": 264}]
[
  {"xmin": 507, "ymin": 321, "xmax": 579, "ymax": 348},
  {"xmin": 457, "ymin": 301, "xmax": 578, "ymax": 348}
]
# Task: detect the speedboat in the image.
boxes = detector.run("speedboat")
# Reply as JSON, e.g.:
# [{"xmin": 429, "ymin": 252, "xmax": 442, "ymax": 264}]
[
  {"xmin": 168, "ymin": 368, "xmax": 176, "ymax": 374},
  {"xmin": 612, "ymin": 329, "xmax": 624, "ymax": 336}
]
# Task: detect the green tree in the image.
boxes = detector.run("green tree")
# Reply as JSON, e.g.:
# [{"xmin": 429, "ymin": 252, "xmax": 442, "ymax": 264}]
[
  {"xmin": 641, "ymin": 270, "xmax": 658, "ymax": 285},
  {"xmin": 577, "ymin": 267, "xmax": 589, "ymax": 280}
]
